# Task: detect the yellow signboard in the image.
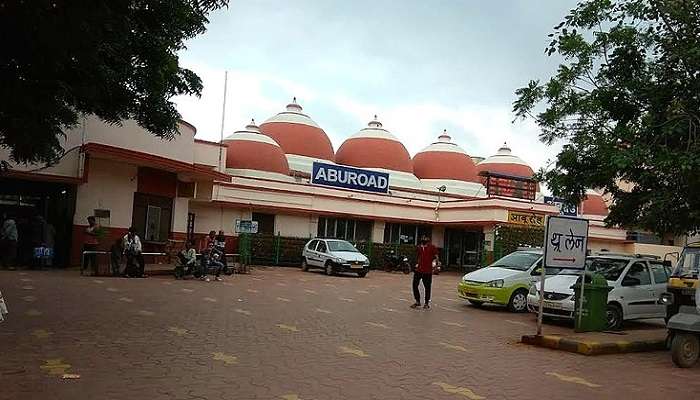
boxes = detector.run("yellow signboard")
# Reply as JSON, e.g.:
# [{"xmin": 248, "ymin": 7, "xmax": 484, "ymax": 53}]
[{"xmin": 507, "ymin": 211, "xmax": 545, "ymax": 227}]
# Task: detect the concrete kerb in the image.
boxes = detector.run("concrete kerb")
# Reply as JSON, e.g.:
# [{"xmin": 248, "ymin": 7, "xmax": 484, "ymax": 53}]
[{"xmin": 521, "ymin": 334, "xmax": 667, "ymax": 356}]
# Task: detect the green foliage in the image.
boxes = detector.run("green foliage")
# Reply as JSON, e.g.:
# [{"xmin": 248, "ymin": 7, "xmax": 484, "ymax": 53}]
[
  {"xmin": 0, "ymin": 0, "xmax": 228, "ymax": 164},
  {"xmin": 514, "ymin": 0, "xmax": 700, "ymax": 235}
]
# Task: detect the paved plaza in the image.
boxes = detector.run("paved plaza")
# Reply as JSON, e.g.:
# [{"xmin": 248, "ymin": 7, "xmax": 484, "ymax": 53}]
[{"xmin": 2, "ymin": 267, "xmax": 699, "ymax": 400}]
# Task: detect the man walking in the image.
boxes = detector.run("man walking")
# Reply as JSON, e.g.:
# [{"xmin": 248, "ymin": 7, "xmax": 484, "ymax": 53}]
[
  {"xmin": 411, "ymin": 235, "xmax": 439, "ymax": 309},
  {"xmin": 1, "ymin": 215, "xmax": 18, "ymax": 270}
]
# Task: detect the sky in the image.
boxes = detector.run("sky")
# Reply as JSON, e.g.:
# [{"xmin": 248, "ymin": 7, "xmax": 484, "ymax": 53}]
[{"xmin": 174, "ymin": 0, "xmax": 580, "ymax": 174}]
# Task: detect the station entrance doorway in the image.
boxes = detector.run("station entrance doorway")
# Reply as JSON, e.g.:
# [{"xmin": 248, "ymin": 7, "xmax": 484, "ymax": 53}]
[{"xmin": 0, "ymin": 177, "xmax": 77, "ymax": 267}]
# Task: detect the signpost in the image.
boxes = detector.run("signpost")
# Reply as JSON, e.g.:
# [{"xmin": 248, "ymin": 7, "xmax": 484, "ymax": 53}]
[
  {"xmin": 537, "ymin": 215, "xmax": 589, "ymax": 336},
  {"xmin": 235, "ymin": 219, "xmax": 258, "ymax": 234}
]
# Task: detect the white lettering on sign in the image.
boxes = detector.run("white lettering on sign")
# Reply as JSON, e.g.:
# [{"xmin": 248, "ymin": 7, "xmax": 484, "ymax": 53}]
[
  {"xmin": 544, "ymin": 216, "xmax": 589, "ymax": 269},
  {"xmin": 311, "ymin": 162, "xmax": 390, "ymax": 193}
]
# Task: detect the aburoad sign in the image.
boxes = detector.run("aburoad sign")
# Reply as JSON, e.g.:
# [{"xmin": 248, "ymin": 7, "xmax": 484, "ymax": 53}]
[{"xmin": 544, "ymin": 216, "xmax": 589, "ymax": 269}]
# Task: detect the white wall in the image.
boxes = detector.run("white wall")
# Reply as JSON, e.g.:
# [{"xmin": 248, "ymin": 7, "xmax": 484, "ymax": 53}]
[
  {"xmin": 188, "ymin": 202, "xmax": 246, "ymax": 235},
  {"xmin": 172, "ymin": 198, "xmax": 190, "ymax": 234},
  {"xmin": 74, "ymin": 158, "xmax": 137, "ymax": 228},
  {"xmin": 275, "ymin": 214, "xmax": 315, "ymax": 238}
]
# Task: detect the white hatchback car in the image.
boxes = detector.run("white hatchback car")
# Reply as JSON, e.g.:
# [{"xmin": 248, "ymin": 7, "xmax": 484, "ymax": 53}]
[
  {"xmin": 527, "ymin": 254, "xmax": 672, "ymax": 329},
  {"xmin": 301, "ymin": 238, "xmax": 370, "ymax": 277}
]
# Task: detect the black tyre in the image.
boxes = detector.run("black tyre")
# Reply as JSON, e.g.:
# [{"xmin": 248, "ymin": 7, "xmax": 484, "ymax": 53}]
[
  {"xmin": 606, "ymin": 304, "xmax": 623, "ymax": 330},
  {"xmin": 325, "ymin": 263, "xmax": 334, "ymax": 276},
  {"xmin": 671, "ymin": 333, "xmax": 700, "ymax": 368},
  {"xmin": 468, "ymin": 300, "xmax": 484, "ymax": 307},
  {"xmin": 301, "ymin": 258, "xmax": 309, "ymax": 272},
  {"xmin": 358, "ymin": 271, "xmax": 367, "ymax": 278},
  {"xmin": 508, "ymin": 289, "xmax": 528, "ymax": 313}
]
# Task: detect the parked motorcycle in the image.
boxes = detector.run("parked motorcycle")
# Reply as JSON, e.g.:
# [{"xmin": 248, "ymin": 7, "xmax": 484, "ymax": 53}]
[{"xmin": 384, "ymin": 250, "xmax": 411, "ymax": 274}]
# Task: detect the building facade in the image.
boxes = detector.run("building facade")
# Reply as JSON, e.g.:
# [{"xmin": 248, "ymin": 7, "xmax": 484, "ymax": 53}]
[{"xmin": 0, "ymin": 99, "xmax": 675, "ymax": 268}]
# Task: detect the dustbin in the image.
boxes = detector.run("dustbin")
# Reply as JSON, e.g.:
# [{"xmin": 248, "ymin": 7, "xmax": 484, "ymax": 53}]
[{"xmin": 571, "ymin": 272, "xmax": 611, "ymax": 332}]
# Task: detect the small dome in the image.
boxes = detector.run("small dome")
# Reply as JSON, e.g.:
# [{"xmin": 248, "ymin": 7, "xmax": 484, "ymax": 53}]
[
  {"xmin": 476, "ymin": 142, "xmax": 535, "ymax": 178},
  {"xmin": 223, "ymin": 120, "xmax": 290, "ymax": 175},
  {"xmin": 259, "ymin": 98, "xmax": 335, "ymax": 162},
  {"xmin": 335, "ymin": 116, "xmax": 413, "ymax": 173},
  {"xmin": 581, "ymin": 189, "xmax": 609, "ymax": 216},
  {"xmin": 413, "ymin": 130, "xmax": 479, "ymax": 183}
]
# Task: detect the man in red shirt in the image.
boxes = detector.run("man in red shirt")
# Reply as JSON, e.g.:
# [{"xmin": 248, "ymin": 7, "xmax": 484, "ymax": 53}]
[{"xmin": 411, "ymin": 235, "xmax": 439, "ymax": 309}]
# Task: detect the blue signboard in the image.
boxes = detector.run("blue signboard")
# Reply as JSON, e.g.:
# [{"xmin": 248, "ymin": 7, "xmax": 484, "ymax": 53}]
[
  {"xmin": 311, "ymin": 162, "xmax": 390, "ymax": 194},
  {"xmin": 544, "ymin": 196, "xmax": 578, "ymax": 216}
]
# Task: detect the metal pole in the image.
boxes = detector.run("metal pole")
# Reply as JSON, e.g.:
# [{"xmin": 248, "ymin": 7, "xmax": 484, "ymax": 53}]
[
  {"xmin": 537, "ymin": 219, "xmax": 549, "ymax": 336},
  {"xmin": 577, "ymin": 264, "xmax": 587, "ymax": 329}
]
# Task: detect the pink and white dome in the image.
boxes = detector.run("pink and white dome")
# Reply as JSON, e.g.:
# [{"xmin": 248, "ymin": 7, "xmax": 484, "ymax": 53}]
[
  {"xmin": 335, "ymin": 117, "xmax": 413, "ymax": 173},
  {"xmin": 476, "ymin": 142, "xmax": 535, "ymax": 178},
  {"xmin": 259, "ymin": 98, "xmax": 335, "ymax": 169},
  {"xmin": 581, "ymin": 189, "xmax": 609, "ymax": 217},
  {"xmin": 413, "ymin": 130, "xmax": 479, "ymax": 183},
  {"xmin": 223, "ymin": 120, "xmax": 290, "ymax": 176}
]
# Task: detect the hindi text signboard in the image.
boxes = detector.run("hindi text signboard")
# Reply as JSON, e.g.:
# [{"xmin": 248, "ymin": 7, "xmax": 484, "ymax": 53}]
[
  {"xmin": 507, "ymin": 211, "xmax": 545, "ymax": 227},
  {"xmin": 311, "ymin": 162, "xmax": 389, "ymax": 194},
  {"xmin": 544, "ymin": 216, "xmax": 589, "ymax": 269},
  {"xmin": 544, "ymin": 196, "xmax": 578, "ymax": 217}
]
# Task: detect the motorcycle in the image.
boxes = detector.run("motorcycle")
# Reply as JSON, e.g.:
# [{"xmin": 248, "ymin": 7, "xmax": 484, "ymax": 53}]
[{"xmin": 384, "ymin": 250, "xmax": 411, "ymax": 274}]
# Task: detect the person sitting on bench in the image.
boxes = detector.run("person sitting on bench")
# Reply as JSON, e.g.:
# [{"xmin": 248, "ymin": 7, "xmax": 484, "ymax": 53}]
[{"xmin": 123, "ymin": 227, "xmax": 145, "ymax": 278}]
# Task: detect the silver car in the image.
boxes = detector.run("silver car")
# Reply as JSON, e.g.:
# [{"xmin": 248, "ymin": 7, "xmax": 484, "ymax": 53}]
[{"xmin": 301, "ymin": 239, "xmax": 370, "ymax": 277}]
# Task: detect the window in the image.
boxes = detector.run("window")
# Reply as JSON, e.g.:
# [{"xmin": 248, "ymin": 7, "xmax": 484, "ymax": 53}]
[
  {"xmin": 317, "ymin": 217, "xmax": 372, "ymax": 242},
  {"xmin": 582, "ymin": 258, "xmax": 629, "ymax": 281},
  {"xmin": 145, "ymin": 205, "xmax": 162, "ymax": 242},
  {"xmin": 316, "ymin": 241, "xmax": 327, "ymax": 253},
  {"xmin": 650, "ymin": 262, "xmax": 669, "ymax": 284},
  {"xmin": 132, "ymin": 193, "xmax": 172, "ymax": 243},
  {"xmin": 307, "ymin": 240, "xmax": 318, "ymax": 250},
  {"xmin": 384, "ymin": 223, "xmax": 431, "ymax": 245},
  {"xmin": 623, "ymin": 262, "xmax": 652, "ymax": 286},
  {"xmin": 252, "ymin": 212, "xmax": 275, "ymax": 235}
]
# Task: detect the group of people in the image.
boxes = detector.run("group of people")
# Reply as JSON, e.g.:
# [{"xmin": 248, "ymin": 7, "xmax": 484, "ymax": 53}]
[
  {"xmin": 177, "ymin": 230, "xmax": 228, "ymax": 282},
  {"xmin": 0, "ymin": 214, "xmax": 56, "ymax": 270}
]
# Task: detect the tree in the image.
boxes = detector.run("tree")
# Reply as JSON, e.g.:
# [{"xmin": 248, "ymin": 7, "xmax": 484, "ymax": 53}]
[
  {"xmin": 0, "ymin": 0, "xmax": 228, "ymax": 165},
  {"xmin": 514, "ymin": 0, "xmax": 700, "ymax": 236}
]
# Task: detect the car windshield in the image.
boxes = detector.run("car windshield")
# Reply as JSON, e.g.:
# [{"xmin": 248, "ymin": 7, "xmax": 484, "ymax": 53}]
[
  {"xmin": 327, "ymin": 241, "xmax": 358, "ymax": 252},
  {"xmin": 672, "ymin": 247, "xmax": 700, "ymax": 278},
  {"xmin": 489, "ymin": 252, "xmax": 541, "ymax": 271},
  {"xmin": 559, "ymin": 258, "xmax": 628, "ymax": 281}
]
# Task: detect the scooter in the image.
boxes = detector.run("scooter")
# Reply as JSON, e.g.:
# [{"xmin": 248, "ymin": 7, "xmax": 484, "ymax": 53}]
[
  {"xmin": 384, "ymin": 250, "xmax": 411, "ymax": 274},
  {"xmin": 668, "ymin": 305, "xmax": 700, "ymax": 368}
]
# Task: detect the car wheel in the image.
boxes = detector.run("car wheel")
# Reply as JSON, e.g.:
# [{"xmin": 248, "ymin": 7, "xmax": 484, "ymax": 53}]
[
  {"xmin": 358, "ymin": 271, "xmax": 367, "ymax": 278},
  {"xmin": 606, "ymin": 304, "xmax": 623, "ymax": 330},
  {"xmin": 508, "ymin": 289, "xmax": 529, "ymax": 313},
  {"xmin": 671, "ymin": 333, "xmax": 700, "ymax": 368},
  {"xmin": 468, "ymin": 300, "xmax": 484, "ymax": 307},
  {"xmin": 325, "ymin": 263, "xmax": 334, "ymax": 276},
  {"xmin": 301, "ymin": 258, "xmax": 309, "ymax": 272}
]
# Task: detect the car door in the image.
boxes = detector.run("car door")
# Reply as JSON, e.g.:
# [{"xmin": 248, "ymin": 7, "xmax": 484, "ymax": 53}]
[
  {"xmin": 618, "ymin": 261, "xmax": 657, "ymax": 318},
  {"xmin": 315, "ymin": 241, "xmax": 329, "ymax": 266},
  {"xmin": 649, "ymin": 261, "xmax": 671, "ymax": 317},
  {"xmin": 305, "ymin": 240, "xmax": 318, "ymax": 266}
]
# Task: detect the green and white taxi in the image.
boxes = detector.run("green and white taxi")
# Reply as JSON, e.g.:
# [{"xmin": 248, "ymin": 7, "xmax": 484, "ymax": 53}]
[{"xmin": 457, "ymin": 249, "xmax": 559, "ymax": 312}]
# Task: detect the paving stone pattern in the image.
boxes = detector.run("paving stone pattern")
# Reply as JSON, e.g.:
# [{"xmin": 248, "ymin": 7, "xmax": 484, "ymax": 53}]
[{"xmin": 1, "ymin": 268, "xmax": 699, "ymax": 400}]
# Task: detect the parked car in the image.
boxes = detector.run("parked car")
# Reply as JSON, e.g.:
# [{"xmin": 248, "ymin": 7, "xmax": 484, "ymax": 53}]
[
  {"xmin": 527, "ymin": 254, "xmax": 672, "ymax": 329},
  {"xmin": 301, "ymin": 238, "xmax": 370, "ymax": 277},
  {"xmin": 458, "ymin": 249, "xmax": 559, "ymax": 312}
]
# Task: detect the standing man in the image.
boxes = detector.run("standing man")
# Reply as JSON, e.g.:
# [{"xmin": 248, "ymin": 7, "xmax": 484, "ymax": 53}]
[
  {"xmin": 1, "ymin": 215, "xmax": 18, "ymax": 270},
  {"xmin": 411, "ymin": 235, "xmax": 439, "ymax": 310},
  {"xmin": 123, "ymin": 227, "xmax": 146, "ymax": 278},
  {"xmin": 82, "ymin": 216, "xmax": 101, "ymax": 275}
]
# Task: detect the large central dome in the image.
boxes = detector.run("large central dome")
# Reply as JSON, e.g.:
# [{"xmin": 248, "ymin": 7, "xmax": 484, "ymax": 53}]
[
  {"xmin": 259, "ymin": 98, "xmax": 335, "ymax": 166},
  {"xmin": 335, "ymin": 117, "xmax": 413, "ymax": 173},
  {"xmin": 413, "ymin": 130, "xmax": 479, "ymax": 183}
]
